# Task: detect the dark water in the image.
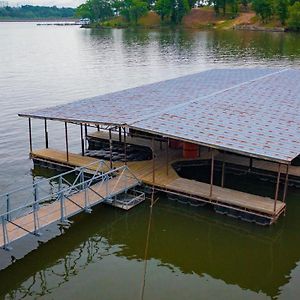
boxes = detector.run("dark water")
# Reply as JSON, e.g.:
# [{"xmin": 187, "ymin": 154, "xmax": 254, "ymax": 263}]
[{"xmin": 1, "ymin": 22, "xmax": 300, "ymax": 299}]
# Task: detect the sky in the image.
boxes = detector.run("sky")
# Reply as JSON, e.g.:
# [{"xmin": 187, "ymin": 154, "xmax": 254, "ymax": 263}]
[{"xmin": 3, "ymin": 0, "xmax": 85, "ymax": 7}]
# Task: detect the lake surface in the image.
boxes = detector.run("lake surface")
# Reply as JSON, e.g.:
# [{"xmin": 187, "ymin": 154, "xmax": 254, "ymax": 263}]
[{"xmin": 1, "ymin": 22, "xmax": 300, "ymax": 299}]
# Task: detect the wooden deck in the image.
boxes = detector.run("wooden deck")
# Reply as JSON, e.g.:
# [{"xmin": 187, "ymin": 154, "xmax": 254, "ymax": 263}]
[
  {"xmin": 0, "ymin": 171, "xmax": 138, "ymax": 248},
  {"xmin": 31, "ymin": 146, "xmax": 286, "ymax": 220}
]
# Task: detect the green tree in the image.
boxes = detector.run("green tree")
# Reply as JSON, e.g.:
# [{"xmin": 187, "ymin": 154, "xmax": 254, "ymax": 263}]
[
  {"xmin": 76, "ymin": 0, "xmax": 114, "ymax": 22},
  {"xmin": 275, "ymin": 0, "xmax": 289, "ymax": 25},
  {"xmin": 241, "ymin": 0, "xmax": 250, "ymax": 10},
  {"xmin": 229, "ymin": 0, "xmax": 239, "ymax": 16},
  {"xmin": 170, "ymin": 0, "xmax": 190, "ymax": 23},
  {"xmin": 287, "ymin": 2, "xmax": 300, "ymax": 30},
  {"xmin": 209, "ymin": 0, "xmax": 222, "ymax": 15},
  {"xmin": 116, "ymin": 0, "xmax": 148, "ymax": 24},
  {"xmin": 188, "ymin": 0, "xmax": 197, "ymax": 8},
  {"xmin": 155, "ymin": 0, "xmax": 172, "ymax": 21},
  {"xmin": 76, "ymin": 3, "xmax": 92, "ymax": 19},
  {"xmin": 252, "ymin": 0, "xmax": 273, "ymax": 22}
]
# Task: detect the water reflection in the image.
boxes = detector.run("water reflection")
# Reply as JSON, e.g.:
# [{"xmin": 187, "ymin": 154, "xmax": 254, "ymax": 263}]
[
  {"xmin": 1, "ymin": 188, "xmax": 300, "ymax": 299},
  {"xmin": 1, "ymin": 24, "xmax": 300, "ymax": 299}
]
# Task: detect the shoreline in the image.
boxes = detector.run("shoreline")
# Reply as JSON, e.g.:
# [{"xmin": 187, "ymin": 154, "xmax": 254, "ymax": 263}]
[
  {"xmin": 82, "ymin": 23, "xmax": 292, "ymax": 34},
  {"xmin": 0, "ymin": 18, "xmax": 79, "ymax": 22}
]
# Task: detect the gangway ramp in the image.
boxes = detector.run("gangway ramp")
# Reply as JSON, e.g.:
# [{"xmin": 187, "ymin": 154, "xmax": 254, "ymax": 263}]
[{"xmin": 0, "ymin": 161, "xmax": 144, "ymax": 250}]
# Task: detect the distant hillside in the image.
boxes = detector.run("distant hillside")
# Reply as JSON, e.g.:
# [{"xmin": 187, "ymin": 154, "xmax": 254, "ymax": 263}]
[{"xmin": 0, "ymin": 5, "xmax": 75, "ymax": 20}]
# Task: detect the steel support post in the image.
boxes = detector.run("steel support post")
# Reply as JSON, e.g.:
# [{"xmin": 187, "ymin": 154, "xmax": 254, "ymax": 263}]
[
  {"xmin": 221, "ymin": 153, "xmax": 225, "ymax": 188},
  {"xmin": 33, "ymin": 184, "xmax": 40, "ymax": 235},
  {"xmin": 273, "ymin": 163, "xmax": 281, "ymax": 215},
  {"xmin": 166, "ymin": 138, "xmax": 169, "ymax": 176},
  {"xmin": 80, "ymin": 123, "xmax": 85, "ymax": 156},
  {"xmin": 152, "ymin": 138, "xmax": 155, "ymax": 184},
  {"xmin": 44, "ymin": 119, "xmax": 49, "ymax": 149},
  {"xmin": 1, "ymin": 216, "xmax": 11, "ymax": 250},
  {"xmin": 119, "ymin": 127, "xmax": 122, "ymax": 142},
  {"xmin": 109, "ymin": 128, "xmax": 113, "ymax": 169},
  {"xmin": 249, "ymin": 157, "xmax": 253, "ymax": 172},
  {"xmin": 65, "ymin": 122, "xmax": 69, "ymax": 162},
  {"xmin": 210, "ymin": 149, "xmax": 214, "ymax": 199},
  {"xmin": 59, "ymin": 176, "xmax": 66, "ymax": 223},
  {"xmin": 28, "ymin": 118, "xmax": 33, "ymax": 153},
  {"xmin": 124, "ymin": 128, "xmax": 127, "ymax": 165},
  {"xmin": 84, "ymin": 124, "xmax": 88, "ymax": 150},
  {"xmin": 6, "ymin": 194, "xmax": 10, "ymax": 222},
  {"xmin": 105, "ymin": 175, "xmax": 109, "ymax": 197},
  {"xmin": 283, "ymin": 164, "xmax": 289, "ymax": 203}
]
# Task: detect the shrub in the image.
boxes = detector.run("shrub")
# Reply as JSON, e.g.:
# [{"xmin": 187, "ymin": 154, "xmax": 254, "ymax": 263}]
[{"xmin": 287, "ymin": 2, "xmax": 300, "ymax": 31}]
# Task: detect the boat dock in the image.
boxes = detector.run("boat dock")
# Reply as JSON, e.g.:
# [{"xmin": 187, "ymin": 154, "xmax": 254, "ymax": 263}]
[
  {"xmin": 30, "ymin": 128, "xmax": 287, "ymax": 225},
  {"xmin": 12, "ymin": 67, "xmax": 300, "ymax": 237}
]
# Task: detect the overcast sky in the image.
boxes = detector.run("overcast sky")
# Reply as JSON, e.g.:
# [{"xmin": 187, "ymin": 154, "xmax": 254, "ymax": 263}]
[{"xmin": 4, "ymin": 0, "xmax": 85, "ymax": 7}]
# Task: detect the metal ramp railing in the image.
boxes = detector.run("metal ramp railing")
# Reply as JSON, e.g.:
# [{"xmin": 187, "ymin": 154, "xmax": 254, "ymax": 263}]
[{"xmin": 0, "ymin": 161, "xmax": 142, "ymax": 251}]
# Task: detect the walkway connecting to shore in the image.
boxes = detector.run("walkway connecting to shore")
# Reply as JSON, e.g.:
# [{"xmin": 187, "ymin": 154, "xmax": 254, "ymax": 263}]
[{"xmin": 0, "ymin": 161, "xmax": 142, "ymax": 250}]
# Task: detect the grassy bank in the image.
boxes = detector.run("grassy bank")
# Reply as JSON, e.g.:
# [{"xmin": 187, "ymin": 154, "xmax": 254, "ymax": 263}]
[{"xmin": 87, "ymin": 8, "xmax": 289, "ymax": 32}]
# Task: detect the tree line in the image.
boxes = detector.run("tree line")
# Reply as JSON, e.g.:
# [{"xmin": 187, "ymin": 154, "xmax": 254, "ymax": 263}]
[
  {"xmin": 77, "ymin": 0, "xmax": 300, "ymax": 30},
  {"xmin": 0, "ymin": 5, "xmax": 75, "ymax": 19},
  {"xmin": 76, "ymin": 0, "xmax": 199, "ymax": 24},
  {"xmin": 252, "ymin": 0, "xmax": 300, "ymax": 29}
]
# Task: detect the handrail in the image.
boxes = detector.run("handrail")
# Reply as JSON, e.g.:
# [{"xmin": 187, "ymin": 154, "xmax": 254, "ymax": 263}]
[
  {"xmin": 0, "ymin": 164, "xmax": 138, "ymax": 220},
  {"xmin": 0, "ymin": 162, "xmax": 142, "ymax": 250},
  {"xmin": 0, "ymin": 159, "xmax": 109, "ymax": 199}
]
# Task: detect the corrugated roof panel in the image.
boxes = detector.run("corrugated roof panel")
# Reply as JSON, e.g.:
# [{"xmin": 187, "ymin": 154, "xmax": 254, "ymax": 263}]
[
  {"xmin": 19, "ymin": 68, "xmax": 300, "ymax": 163},
  {"xmin": 133, "ymin": 69, "xmax": 300, "ymax": 162},
  {"xmin": 19, "ymin": 68, "xmax": 277, "ymax": 125}
]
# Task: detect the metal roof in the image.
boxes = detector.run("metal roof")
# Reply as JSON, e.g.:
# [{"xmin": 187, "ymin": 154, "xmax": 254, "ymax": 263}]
[{"xmin": 19, "ymin": 68, "xmax": 300, "ymax": 163}]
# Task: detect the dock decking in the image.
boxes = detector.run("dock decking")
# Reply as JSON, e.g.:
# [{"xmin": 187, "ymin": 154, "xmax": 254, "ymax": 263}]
[{"xmin": 31, "ymin": 146, "xmax": 286, "ymax": 221}]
